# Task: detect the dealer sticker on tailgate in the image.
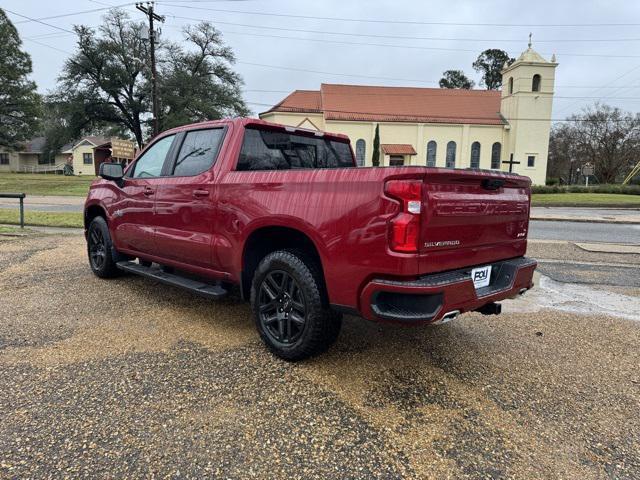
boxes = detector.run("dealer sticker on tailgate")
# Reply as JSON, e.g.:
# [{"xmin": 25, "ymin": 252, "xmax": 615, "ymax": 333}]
[{"xmin": 471, "ymin": 265, "xmax": 492, "ymax": 289}]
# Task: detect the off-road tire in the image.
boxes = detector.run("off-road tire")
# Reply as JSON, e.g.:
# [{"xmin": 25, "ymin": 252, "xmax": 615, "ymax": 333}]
[
  {"xmin": 87, "ymin": 216, "xmax": 121, "ymax": 278},
  {"xmin": 251, "ymin": 249, "xmax": 342, "ymax": 361}
]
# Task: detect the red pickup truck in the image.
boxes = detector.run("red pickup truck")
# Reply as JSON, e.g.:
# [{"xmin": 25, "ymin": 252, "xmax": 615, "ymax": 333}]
[{"xmin": 84, "ymin": 118, "xmax": 536, "ymax": 360}]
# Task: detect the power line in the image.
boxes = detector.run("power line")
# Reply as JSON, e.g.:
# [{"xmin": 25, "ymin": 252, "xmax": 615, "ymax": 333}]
[
  {"xmin": 19, "ymin": 35, "xmax": 640, "ymax": 119},
  {"xmin": 163, "ymin": 14, "xmax": 640, "ymax": 44},
  {"xmin": 11, "ymin": 3, "xmax": 138, "ymax": 24},
  {"xmin": 23, "ymin": 38, "xmax": 74, "ymax": 55},
  {"xmin": 158, "ymin": 3, "xmax": 640, "ymax": 28},
  {"xmin": 237, "ymin": 61, "xmax": 440, "ymax": 85},
  {"xmin": 556, "ymin": 63, "xmax": 640, "ymax": 113},
  {"xmin": 167, "ymin": 16, "xmax": 640, "ymax": 59},
  {"xmin": 4, "ymin": 8, "xmax": 76, "ymax": 34}
]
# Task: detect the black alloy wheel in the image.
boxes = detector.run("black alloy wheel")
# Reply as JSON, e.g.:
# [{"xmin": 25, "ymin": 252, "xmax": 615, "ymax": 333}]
[
  {"xmin": 251, "ymin": 250, "xmax": 342, "ymax": 361},
  {"xmin": 88, "ymin": 225, "xmax": 107, "ymax": 271},
  {"xmin": 258, "ymin": 270, "xmax": 307, "ymax": 346},
  {"xmin": 87, "ymin": 216, "xmax": 121, "ymax": 278}
]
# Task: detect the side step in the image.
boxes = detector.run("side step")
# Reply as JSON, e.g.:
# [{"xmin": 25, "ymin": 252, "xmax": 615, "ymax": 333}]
[{"xmin": 116, "ymin": 261, "xmax": 228, "ymax": 299}]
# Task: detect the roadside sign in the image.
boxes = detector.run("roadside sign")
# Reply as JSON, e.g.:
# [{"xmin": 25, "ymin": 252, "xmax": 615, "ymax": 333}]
[
  {"xmin": 582, "ymin": 163, "xmax": 594, "ymax": 176},
  {"xmin": 582, "ymin": 163, "xmax": 594, "ymax": 187},
  {"xmin": 111, "ymin": 138, "xmax": 136, "ymax": 160}
]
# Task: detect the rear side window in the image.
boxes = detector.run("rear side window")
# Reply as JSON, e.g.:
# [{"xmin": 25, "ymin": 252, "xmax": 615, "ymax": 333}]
[
  {"xmin": 173, "ymin": 128, "xmax": 225, "ymax": 176},
  {"xmin": 236, "ymin": 128, "xmax": 354, "ymax": 171},
  {"xmin": 131, "ymin": 135, "xmax": 175, "ymax": 178}
]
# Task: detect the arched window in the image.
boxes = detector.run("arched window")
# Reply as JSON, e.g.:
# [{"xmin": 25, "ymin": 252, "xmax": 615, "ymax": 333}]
[
  {"xmin": 426, "ymin": 140, "xmax": 437, "ymax": 167},
  {"xmin": 491, "ymin": 142, "xmax": 502, "ymax": 169},
  {"xmin": 508, "ymin": 77, "xmax": 514, "ymax": 95},
  {"xmin": 355, "ymin": 139, "xmax": 366, "ymax": 167},
  {"xmin": 532, "ymin": 74, "xmax": 541, "ymax": 92},
  {"xmin": 445, "ymin": 141, "xmax": 456, "ymax": 168},
  {"xmin": 470, "ymin": 142, "xmax": 481, "ymax": 169}
]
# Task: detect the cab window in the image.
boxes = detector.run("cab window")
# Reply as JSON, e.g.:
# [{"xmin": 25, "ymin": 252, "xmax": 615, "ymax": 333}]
[
  {"xmin": 237, "ymin": 127, "xmax": 354, "ymax": 171},
  {"xmin": 172, "ymin": 128, "xmax": 225, "ymax": 177},
  {"xmin": 130, "ymin": 135, "xmax": 175, "ymax": 178}
]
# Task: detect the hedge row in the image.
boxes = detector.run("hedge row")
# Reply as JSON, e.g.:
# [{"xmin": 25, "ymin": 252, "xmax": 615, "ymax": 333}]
[{"xmin": 532, "ymin": 184, "xmax": 640, "ymax": 195}]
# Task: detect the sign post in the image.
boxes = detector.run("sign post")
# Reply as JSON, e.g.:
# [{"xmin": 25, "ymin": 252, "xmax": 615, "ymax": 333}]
[{"xmin": 582, "ymin": 163, "xmax": 594, "ymax": 187}]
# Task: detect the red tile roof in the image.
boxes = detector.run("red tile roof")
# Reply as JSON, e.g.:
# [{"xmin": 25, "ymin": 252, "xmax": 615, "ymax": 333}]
[
  {"xmin": 269, "ymin": 90, "xmax": 323, "ymax": 113},
  {"xmin": 264, "ymin": 83, "xmax": 504, "ymax": 125},
  {"xmin": 381, "ymin": 144, "xmax": 417, "ymax": 155}
]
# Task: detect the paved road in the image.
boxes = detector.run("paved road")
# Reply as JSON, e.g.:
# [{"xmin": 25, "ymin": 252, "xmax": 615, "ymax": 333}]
[
  {"xmin": 531, "ymin": 206, "xmax": 640, "ymax": 218},
  {"xmin": 0, "ymin": 203, "xmax": 81, "ymax": 213},
  {"xmin": 0, "ymin": 195, "xmax": 83, "ymax": 213},
  {"xmin": 529, "ymin": 220, "xmax": 640, "ymax": 244}
]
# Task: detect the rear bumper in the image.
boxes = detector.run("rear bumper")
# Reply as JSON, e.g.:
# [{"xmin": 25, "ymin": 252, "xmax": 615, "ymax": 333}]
[{"xmin": 360, "ymin": 256, "xmax": 537, "ymax": 324}]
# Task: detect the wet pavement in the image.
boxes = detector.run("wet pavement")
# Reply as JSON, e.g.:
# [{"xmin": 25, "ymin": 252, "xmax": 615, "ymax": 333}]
[
  {"xmin": 1, "ymin": 233, "xmax": 639, "ymax": 479},
  {"xmin": 529, "ymin": 220, "xmax": 640, "ymax": 244}
]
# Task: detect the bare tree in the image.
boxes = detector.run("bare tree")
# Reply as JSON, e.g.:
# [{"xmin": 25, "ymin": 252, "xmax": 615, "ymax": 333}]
[{"xmin": 548, "ymin": 103, "xmax": 640, "ymax": 184}]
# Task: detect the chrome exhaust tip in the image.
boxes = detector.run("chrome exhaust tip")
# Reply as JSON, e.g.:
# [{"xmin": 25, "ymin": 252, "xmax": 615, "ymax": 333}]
[{"xmin": 433, "ymin": 310, "xmax": 461, "ymax": 325}]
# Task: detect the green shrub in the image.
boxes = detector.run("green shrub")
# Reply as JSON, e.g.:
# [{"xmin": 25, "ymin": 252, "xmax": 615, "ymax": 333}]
[{"xmin": 532, "ymin": 184, "xmax": 640, "ymax": 195}]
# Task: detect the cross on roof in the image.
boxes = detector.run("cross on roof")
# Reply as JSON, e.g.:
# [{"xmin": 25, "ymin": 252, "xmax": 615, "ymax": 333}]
[{"xmin": 528, "ymin": 32, "xmax": 532, "ymax": 48}]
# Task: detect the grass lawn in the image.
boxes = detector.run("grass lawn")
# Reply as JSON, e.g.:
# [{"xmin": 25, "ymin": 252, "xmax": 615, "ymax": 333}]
[
  {"xmin": 0, "ymin": 173, "xmax": 95, "ymax": 196},
  {"xmin": 532, "ymin": 193, "xmax": 640, "ymax": 207},
  {"xmin": 0, "ymin": 210, "xmax": 83, "ymax": 228},
  {"xmin": 0, "ymin": 225, "xmax": 34, "ymax": 235}
]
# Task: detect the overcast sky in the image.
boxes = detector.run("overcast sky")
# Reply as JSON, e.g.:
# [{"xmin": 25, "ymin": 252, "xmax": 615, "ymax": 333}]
[{"xmin": 4, "ymin": 0, "xmax": 640, "ymax": 120}]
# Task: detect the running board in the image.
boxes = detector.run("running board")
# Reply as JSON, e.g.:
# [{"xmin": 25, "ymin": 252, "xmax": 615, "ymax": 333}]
[{"xmin": 116, "ymin": 261, "xmax": 228, "ymax": 299}]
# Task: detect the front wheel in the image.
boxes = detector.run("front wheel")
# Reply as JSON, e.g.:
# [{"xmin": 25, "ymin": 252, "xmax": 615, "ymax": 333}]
[
  {"xmin": 251, "ymin": 250, "xmax": 342, "ymax": 361},
  {"xmin": 87, "ymin": 216, "xmax": 121, "ymax": 278}
]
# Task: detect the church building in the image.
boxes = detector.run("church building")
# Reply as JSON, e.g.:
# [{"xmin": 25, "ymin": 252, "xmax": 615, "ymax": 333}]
[{"xmin": 259, "ymin": 44, "xmax": 557, "ymax": 185}]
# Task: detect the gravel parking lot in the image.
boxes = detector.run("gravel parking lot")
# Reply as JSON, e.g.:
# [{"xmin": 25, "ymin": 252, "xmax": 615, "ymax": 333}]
[{"xmin": 1, "ymin": 233, "xmax": 639, "ymax": 479}]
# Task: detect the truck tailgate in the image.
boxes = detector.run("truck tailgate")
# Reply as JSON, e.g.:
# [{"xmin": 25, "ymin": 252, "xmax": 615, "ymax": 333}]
[{"xmin": 419, "ymin": 169, "xmax": 531, "ymax": 272}]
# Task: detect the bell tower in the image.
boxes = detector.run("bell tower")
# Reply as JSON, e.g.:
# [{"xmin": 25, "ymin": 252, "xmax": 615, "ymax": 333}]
[{"xmin": 500, "ymin": 39, "xmax": 558, "ymax": 185}]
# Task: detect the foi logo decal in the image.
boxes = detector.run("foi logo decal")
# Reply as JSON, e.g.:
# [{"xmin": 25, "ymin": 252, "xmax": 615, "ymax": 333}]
[{"xmin": 474, "ymin": 269, "xmax": 488, "ymax": 282}]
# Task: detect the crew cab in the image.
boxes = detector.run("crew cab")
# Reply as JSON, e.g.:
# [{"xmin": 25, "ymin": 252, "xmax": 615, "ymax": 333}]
[{"xmin": 84, "ymin": 118, "xmax": 536, "ymax": 360}]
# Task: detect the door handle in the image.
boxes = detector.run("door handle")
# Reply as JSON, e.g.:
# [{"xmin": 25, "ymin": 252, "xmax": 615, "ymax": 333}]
[
  {"xmin": 193, "ymin": 189, "xmax": 210, "ymax": 198},
  {"xmin": 143, "ymin": 187, "xmax": 154, "ymax": 196}
]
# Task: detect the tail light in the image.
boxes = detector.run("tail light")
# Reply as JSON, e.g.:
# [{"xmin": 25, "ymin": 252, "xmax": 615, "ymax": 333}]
[{"xmin": 385, "ymin": 179, "xmax": 422, "ymax": 253}]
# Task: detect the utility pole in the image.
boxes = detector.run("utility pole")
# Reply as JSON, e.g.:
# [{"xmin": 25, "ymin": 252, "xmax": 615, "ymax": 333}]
[{"xmin": 136, "ymin": 2, "xmax": 164, "ymax": 137}]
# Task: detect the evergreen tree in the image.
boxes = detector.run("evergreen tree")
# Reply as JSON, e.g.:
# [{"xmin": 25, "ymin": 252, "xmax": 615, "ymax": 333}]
[
  {"xmin": 0, "ymin": 8, "xmax": 41, "ymax": 147},
  {"xmin": 473, "ymin": 49, "xmax": 514, "ymax": 90},
  {"xmin": 439, "ymin": 70, "xmax": 474, "ymax": 89},
  {"xmin": 372, "ymin": 124, "xmax": 380, "ymax": 166}
]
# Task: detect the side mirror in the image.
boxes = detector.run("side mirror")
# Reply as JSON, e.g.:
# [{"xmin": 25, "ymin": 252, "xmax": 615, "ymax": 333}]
[{"xmin": 99, "ymin": 162, "xmax": 124, "ymax": 184}]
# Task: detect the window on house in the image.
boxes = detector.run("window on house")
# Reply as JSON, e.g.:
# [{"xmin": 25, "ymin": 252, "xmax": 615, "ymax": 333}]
[
  {"xmin": 0, "ymin": 153, "xmax": 9, "ymax": 165},
  {"xmin": 532, "ymin": 74, "xmax": 541, "ymax": 92},
  {"xmin": 426, "ymin": 140, "xmax": 437, "ymax": 167},
  {"xmin": 172, "ymin": 128, "xmax": 225, "ymax": 177},
  {"xmin": 491, "ymin": 142, "xmax": 502, "ymax": 169},
  {"xmin": 445, "ymin": 141, "xmax": 456, "ymax": 168},
  {"xmin": 470, "ymin": 141, "xmax": 481, "ymax": 169},
  {"xmin": 508, "ymin": 77, "xmax": 514, "ymax": 95},
  {"xmin": 527, "ymin": 155, "xmax": 536, "ymax": 167},
  {"xmin": 355, "ymin": 139, "xmax": 366, "ymax": 167},
  {"xmin": 236, "ymin": 128, "xmax": 354, "ymax": 171},
  {"xmin": 83, "ymin": 152, "xmax": 93, "ymax": 165},
  {"xmin": 389, "ymin": 155, "xmax": 404, "ymax": 166}
]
